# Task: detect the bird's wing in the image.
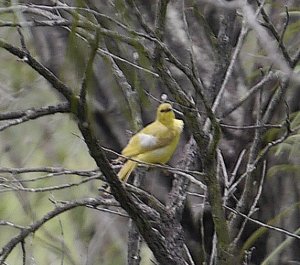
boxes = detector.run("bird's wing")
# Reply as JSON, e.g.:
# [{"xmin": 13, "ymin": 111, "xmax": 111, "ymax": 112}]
[{"xmin": 121, "ymin": 121, "xmax": 178, "ymax": 157}]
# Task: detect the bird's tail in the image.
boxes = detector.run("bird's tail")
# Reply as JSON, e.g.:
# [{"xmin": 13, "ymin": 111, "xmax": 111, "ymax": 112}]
[{"xmin": 118, "ymin": 160, "xmax": 137, "ymax": 182}]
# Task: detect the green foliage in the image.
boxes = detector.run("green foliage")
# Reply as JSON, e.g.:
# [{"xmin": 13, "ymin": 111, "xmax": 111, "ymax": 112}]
[
  {"xmin": 241, "ymin": 202, "xmax": 300, "ymax": 258},
  {"xmin": 261, "ymin": 226, "xmax": 300, "ymax": 265},
  {"xmin": 267, "ymin": 164, "xmax": 300, "ymax": 178}
]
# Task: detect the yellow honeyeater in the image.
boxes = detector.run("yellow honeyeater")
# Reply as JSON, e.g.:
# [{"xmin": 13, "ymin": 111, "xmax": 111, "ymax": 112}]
[{"xmin": 117, "ymin": 103, "xmax": 184, "ymax": 182}]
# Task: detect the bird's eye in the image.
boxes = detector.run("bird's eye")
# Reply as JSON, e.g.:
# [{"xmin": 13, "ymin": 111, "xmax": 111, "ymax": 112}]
[{"xmin": 160, "ymin": 108, "xmax": 171, "ymax": 113}]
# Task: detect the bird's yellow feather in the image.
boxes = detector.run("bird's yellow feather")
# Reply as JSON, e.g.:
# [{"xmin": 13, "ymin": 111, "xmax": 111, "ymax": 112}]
[{"xmin": 117, "ymin": 103, "xmax": 183, "ymax": 182}]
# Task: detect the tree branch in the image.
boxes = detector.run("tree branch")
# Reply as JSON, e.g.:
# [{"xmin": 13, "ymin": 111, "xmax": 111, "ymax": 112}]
[
  {"xmin": 0, "ymin": 103, "xmax": 70, "ymax": 131},
  {"xmin": 0, "ymin": 197, "xmax": 115, "ymax": 264}
]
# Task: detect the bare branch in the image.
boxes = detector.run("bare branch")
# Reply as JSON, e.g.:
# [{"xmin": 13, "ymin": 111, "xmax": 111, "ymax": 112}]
[
  {"xmin": 220, "ymin": 123, "xmax": 283, "ymax": 130},
  {"xmin": 231, "ymin": 161, "xmax": 266, "ymax": 248},
  {"xmin": 211, "ymin": 20, "xmax": 249, "ymax": 115},
  {"xmin": 225, "ymin": 205, "xmax": 300, "ymax": 241},
  {"xmin": 0, "ymin": 103, "xmax": 70, "ymax": 131},
  {"xmin": 257, "ymin": 0, "xmax": 292, "ymax": 67},
  {"xmin": 0, "ymin": 175, "xmax": 100, "ymax": 193},
  {"xmin": 0, "ymin": 221, "xmax": 26, "ymax": 230},
  {"xmin": 221, "ymin": 71, "xmax": 277, "ymax": 119},
  {"xmin": 0, "ymin": 166, "xmax": 98, "ymax": 177},
  {"xmin": 0, "ymin": 197, "xmax": 117, "ymax": 264}
]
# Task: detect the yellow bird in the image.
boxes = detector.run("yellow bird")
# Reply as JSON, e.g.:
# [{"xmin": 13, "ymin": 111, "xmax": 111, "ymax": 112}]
[{"xmin": 117, "ymin": 103, "xmax": 184, "ymax": 183}]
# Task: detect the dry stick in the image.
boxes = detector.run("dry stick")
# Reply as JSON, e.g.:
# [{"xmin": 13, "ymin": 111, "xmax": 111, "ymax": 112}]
[
  {"xmin": 200, "ymin": 189, "xmax": 208, "ymax": 262},
  {"xmin": 229, "ymin": 84, "xmax": 265, "ymax": 237},
  {"xmin": 108, "ymin": 49, "xmax": 143, "ymax": 131},
  {"xmin": 279, "ymin": 6, "xmax": 290, "ymax": 49},
  {"xmin": 0, "ymin": 103, "xmax": 70, "ymax": 131},
  {"xmin": 229, "ymin": 149, "xmax": 246, "ymax": 187},
  {"xmin": 24, "ymin": 3, "xmax": 136, "ymax": 33},
  {"xmin": 1, "ymin": 3, "xmax": 156, "ymax": 51},
  {"xmin": 183, "ymin": 244, "xmax": 196, "ymax": 265},
  {"xmin": 218, "ymin": 150, "xmax": 230, "ymax": 203},
  {"xmin": 209, "ymin": 19, "xmax": 249, "ymax": 119},
  {"xmin": 126, "ymin": 125, "xmax": 143, "ymax": 261},
  {"xmin": 0, "ymin": 102, "xmax": 70, "ymax": 120},
  {"xmin": 0, "ymin": 221, "xmax": 26, "ymax": 230},
  {"xmin": 0, "ymin": 166, "xmax": 98, "ymax": 176},
  {"xmin": 188, "ymin": 192, "xmax": 300, "ymax": 242},
  {"xmin": 220, "ymin": 123, "xmax": 282, "ymax": 130},
  {"xmin": 21, "ymin": 240, "xmax": 26, "ymax": 265},
  {"xmin": 225, "ymin": 205, "xmax": 300, "ymax": 241},
  {"xmin": 0, "ymin": 19, "xmax": 72, "ymax": 28},
  {"xmin": 209, "ymin": 233, "xmax": 217, "ymax": 265},
  {"xmin": 257, "ymin": 0, "xmax": 292, "ymax": 67},
  {"xmin": 73, "ymin": 29, "xmax": 159, "ymax": 77},
  {"xmin": 242, "ymin": 0, "xmax": 291, "ymax": 74},
  {"xmin": 220, "ymin": 71, "xmax": 276, "ymax": 119},
  {"xmin": 124, "ymin": 0, "xmax": 154, "ymax": 36},
  {"xmin": 128, "ymin": 217, "xmax": 142, "ymax": 265},
  {"xmin": 85, "ymin": 205, "xmax": 129, "ymax": 218},
  {"xmin": 1, "ymin": 172, "xmax": 98, "ymax": 184},
  {"xmin": 231, "ymin": 161, "xmax": 266, "ymax": 249},
  {"xmin": 0, "ymin": 175, "xmax": 100, "ymax": 193},
  {"xmin": 182, "ymin": 0, "xmax": 204, "ymax": 89},
  {"xmin": 68, "ymin": 0, "xmax": 157, "ymax": 83}
]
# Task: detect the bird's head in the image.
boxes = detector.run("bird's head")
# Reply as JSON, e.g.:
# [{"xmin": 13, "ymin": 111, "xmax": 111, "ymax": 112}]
[{"xmin": 156, "ymin": 103, "xmax": 175, "ymax": 125}]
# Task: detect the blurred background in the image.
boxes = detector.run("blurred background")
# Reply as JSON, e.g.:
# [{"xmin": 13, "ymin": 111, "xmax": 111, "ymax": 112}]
[{"xmin": 0, "ymin": 0, "xmax": 300, "ymax": 264}]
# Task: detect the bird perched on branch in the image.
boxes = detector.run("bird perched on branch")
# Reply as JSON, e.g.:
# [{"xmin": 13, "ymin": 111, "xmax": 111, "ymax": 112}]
[{"xmin": 117, "ymin": 103, "xmax": 184, "ymax": 183}]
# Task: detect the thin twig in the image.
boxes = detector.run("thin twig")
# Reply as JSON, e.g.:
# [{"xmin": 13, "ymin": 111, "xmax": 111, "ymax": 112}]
[
  {"xmin": 0, "ymin": 197, "xmax": 116, "ymax": 264},
  {"xmin": 225, "ymin": 205, "xmax": 300, "ymax": 241},
  {"xmin": 221, "ymin": 71, "xmax": 276, "ymax": 119},
  {"xmin": 231, "ymin": 161, "xmax": 266, "ymax": 248},
  {"xmin": 0, "ymin": 103, "xmax": 70, "ymax": 131},
  {"xmin": 85, "ymin": 205, "xmax": 129, "ymax": 218},
  {"xmin": 0, "ymin": 103, "xmax": 70, "ymax": 121},
  {"xmin": 0, "ymin": 175, "xmax": 100, "ymax": 193},
  {"xmin": 124, "ymin": 0, "xmax": 155, "ymax": 36},
  {"xmin": 0, "ymin": 166, "xmax": 98, "ymax": 176},
  {"xmin": 183, "ymin": 244, "xmax": 196, "ymax": 265},
  {"xmin": 0, "ymin": 221, "xmax": 26, "ymax": 230},
  {"xmin": 230, "ymin": 149, "xmax": 246, "ymax": 186},
  {"xmin": 218, "ymin": 150, "xmax": 229, "ymax": 202},
  {"xmin": 210, "ymin": 20, "xmax": 249, "ymax": 115},
  {"xmin": 256, "ymin": 0, "xmax": 292, "ymax": 67},
  {"xmin": 21, "ymin": 240, "xmax": 26, "ymax": 265},
  {"xmin": 220, "ymin": 123, "xmax": 283, "ymax": 130}
]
